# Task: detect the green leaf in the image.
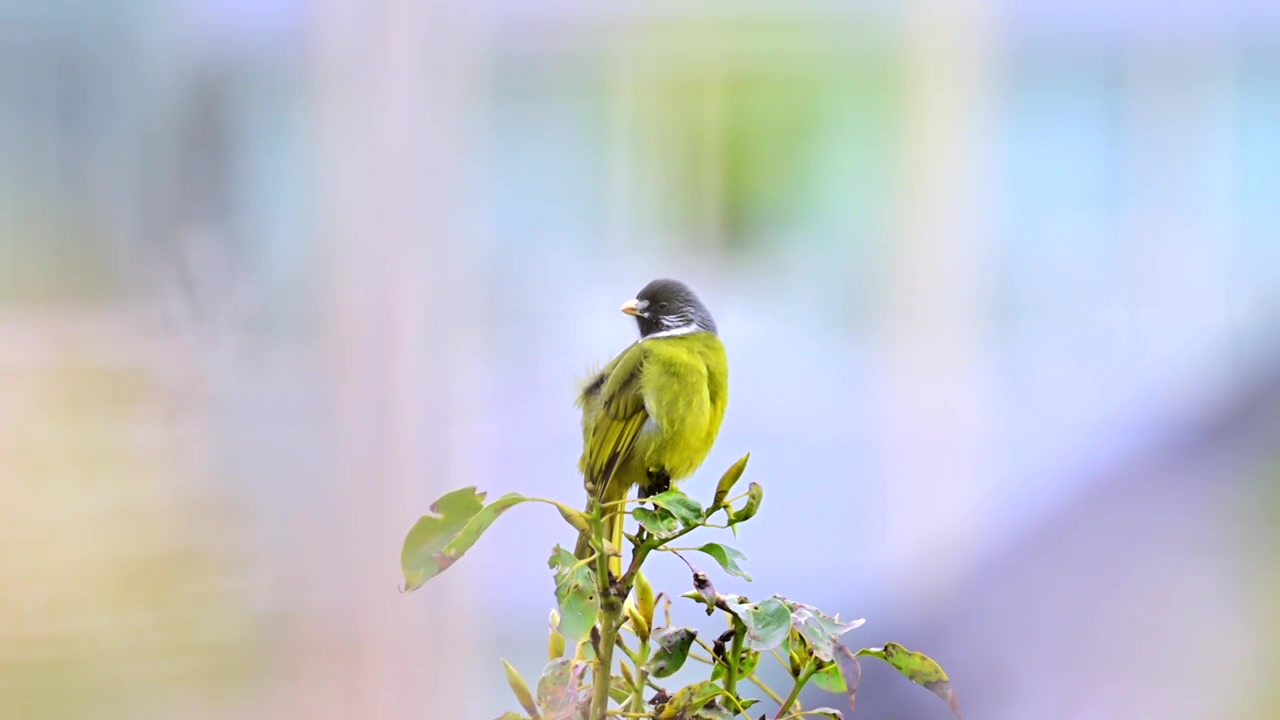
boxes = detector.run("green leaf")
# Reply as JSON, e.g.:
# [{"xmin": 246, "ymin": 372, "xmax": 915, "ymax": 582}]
[
  {"xmin": 728, "ymin": 482, "xmax": 763, "ymax": 525},
  {"xmin": 647, "ymin": 489, "xmax": 704, "ymax": 526},
  {"xmin": 403, "ymin": 491, "xmax": 581, "ymax": 591},
  {"xmin": 647, "ymin": 627, "xmax": 698, "ymax": 678},
  {"xmin": 547, "ymin": 545, "xmax": 575, "ymax": 572},
  {"xmin": 535, "ymin": 659, "xmax": 587, "ymax": 719},
  {"xmin": 679, "ymin": 589, "xmax": 713, "ymax": 613},
  {"xmin": 805, "ymin": 709, "xmax": 845, "ymax": 719},
  {"xmin": 693, "ymin": 702, "xmax": 734, "ymax": 719},
  {"xmin": 635, "ymin": 570, "xmax": 656, "ymax": 625},
  {"xmin": 634, "ymin": 506, "xmax": 680, "ymax": 537},
  {"xmin": 693, "ymin": 543, "xmax": 751, "ymax": 580},
  {"xmin": 784, "ymin": 599, "xmax": 864, "ymax": 662},
  {"xmin": 655, "ymin": 681, "xmax": 722, "ymax": 720},
  {"xmin": 811, "ymin": 661, "xmax": 846, "ymax": 693},
  {"xmin": 548, "ymin": 546, "xmax": 599, "ymax": 642},
  {"xmin": 712, "ymin": 453, "xmax": 751, "ymax": 508},
  {"xmin": 501, "ymin": 659, "xmax": 541, "ymax": 719},
  {"xmin": 553, "ymin": 581, "xmax": 599, "ymax": 643},
  {"xmin": 833, "ymin": 643, "xmax": 863, "ymax": 712},
  {"xmin": 625, "ymin": 599, "xmax": 651, "ymax": 642},
  {"xmin": 732, "ymin": 597, "xmax": 790, "ymax": 652},
  {"xmin": 551, "ymin": 502, "xmax": 591, "ymax": 534},
  {"xmin": 700, "ymin": 697, "xmax": 761, "ymax": 716},
  {"xmin": 400, "ymin": 487, "xmax": 486, "ymax": 591},
  {"xmin": 857, "ymin": 643, "xmax": 961, "ymax": 719},
  {"xmin": 547, "ymin": 609, "xmax": 565, "ymax": 660},
  {"xmin": 608, "ymin": 682, "xmax": 630, "ymax": 704},
  {"xmin": 493, "ymin": 713, "xmax": 525, "ymax": 720}
]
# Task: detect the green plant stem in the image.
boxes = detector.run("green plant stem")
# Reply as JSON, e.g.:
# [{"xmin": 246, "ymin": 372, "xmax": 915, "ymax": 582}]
[
  {"xmin": 774, "ymin": 661, "xmax": 817, "ymax": 719},
  {"xmin": 587, "ymin": 488, "xmax": 737, "ymax": 718},
  {"xmin": 589, "ymin": 512, "xmax": 620, "ymax": 720},
  {"xmin": 722, "ymin": 621, "xmax": 745, "ymax": 714},
  {"xmin": 619, "ymin": 514, "xmax": 704, "ymax": 593},
  {"xmin": 627, "ymin": 636, "xmax": 650, "ymax": 714},
  {"xmin": 589, "ymin": 601, "xmax": 621, "ymax": 718}
]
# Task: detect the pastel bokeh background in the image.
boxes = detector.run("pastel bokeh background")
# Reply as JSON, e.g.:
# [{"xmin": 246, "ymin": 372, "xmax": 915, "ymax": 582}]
[{"xmin": 4, "ymin": 2, "xmax": 1280, "ymax": 719}]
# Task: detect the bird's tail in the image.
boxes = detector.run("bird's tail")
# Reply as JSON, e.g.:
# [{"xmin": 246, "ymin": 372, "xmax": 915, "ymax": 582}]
[{"xmin": 574, "ymin": 486, "xmax": 626, "ymax": 578}]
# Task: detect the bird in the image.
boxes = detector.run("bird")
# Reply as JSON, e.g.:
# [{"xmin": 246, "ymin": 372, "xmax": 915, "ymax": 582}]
[{"xmin": 573, "ymin": 278, "xmax": 729, "ymax": 576}]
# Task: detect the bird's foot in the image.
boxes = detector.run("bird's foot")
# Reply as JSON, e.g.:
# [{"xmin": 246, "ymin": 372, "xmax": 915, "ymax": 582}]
[{"xmin": 639, "ymin": 470, "xmax": 671, "ymax": 498}]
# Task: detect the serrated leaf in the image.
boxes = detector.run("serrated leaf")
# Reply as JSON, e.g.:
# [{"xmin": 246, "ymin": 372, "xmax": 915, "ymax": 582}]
[
  {"xmin": 857, "ymin": 643, "xmax": 961, "ymax": 719},
  {"xmin": 712, "ymin": 453, "xmax": 751, "ymax": 508},
  {"xmin": 693, "ymin": 543, "xmax": 751, "ymax": 580},
  {"xmin": 548, "ymin": 546, "xmax": 599, "ymax": 642},
  {"xmin": 535, "ymin": 659, "xmax": 587, "ymax": 720},
  {"xmin": 732, "ymin": 597, "xmax": 790, "ymax": 652},
  {"xmin": 647, "ymin": 627, "xmax": 697, "ymax": 678},
  {"xmin": 634, "ymin": 506, "xmax": 680, "ymax": 537},
  {"xmin": 646, "ymin": 489, "xmax": 704, "ymax": 526},
  {"xmin": 502, "ymin": 659, "xmax": 540, "ymax": 718},
  {"xmin": 728, "ymin": 482, "xmax": 762, "ymax": 525}
]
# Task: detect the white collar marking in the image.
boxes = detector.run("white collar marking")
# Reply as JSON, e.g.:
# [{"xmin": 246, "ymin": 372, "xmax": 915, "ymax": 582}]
[{"xmin": 643, "ymin": 323, "xmax": 702, "ymax": 340}]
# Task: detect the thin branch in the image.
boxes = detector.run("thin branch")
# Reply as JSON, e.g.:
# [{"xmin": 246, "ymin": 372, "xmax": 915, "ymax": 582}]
[
  {"xmin": 748, "ymin": 674, "xmax": 787, "ymax": 706},
  {"xmin": 774, "ymin": 660, "xmax": 817, "ymax": 719}
]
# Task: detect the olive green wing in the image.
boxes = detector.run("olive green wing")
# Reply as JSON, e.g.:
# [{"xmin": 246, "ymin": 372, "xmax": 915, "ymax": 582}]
[{"xmin": 577, "ymin": 340, "xmax": 648, "ymax": 499}]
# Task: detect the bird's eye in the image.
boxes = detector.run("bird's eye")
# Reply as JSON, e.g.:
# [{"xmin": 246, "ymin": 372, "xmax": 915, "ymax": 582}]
[{"xmin": 657, "ymin": 301, "xmax": 669, "ymax": 311}]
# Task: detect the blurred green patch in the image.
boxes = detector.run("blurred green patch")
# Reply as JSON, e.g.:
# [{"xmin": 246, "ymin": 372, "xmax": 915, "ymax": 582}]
[{"xmin": 627, "ymin": 19, "xmax": 904, "ymax": 251}]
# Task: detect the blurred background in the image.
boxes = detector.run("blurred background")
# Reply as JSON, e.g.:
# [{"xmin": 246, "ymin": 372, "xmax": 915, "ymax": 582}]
[{"xmin": 4, "ymin": 1, "xmax": 1280, "ymax": 718}]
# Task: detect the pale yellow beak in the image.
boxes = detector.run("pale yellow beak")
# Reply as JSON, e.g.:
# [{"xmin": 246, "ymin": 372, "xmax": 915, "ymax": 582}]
[{"xmin": 620, "ymin": 298, "xmax": 646, "ymax": 316}]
